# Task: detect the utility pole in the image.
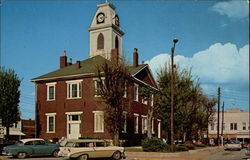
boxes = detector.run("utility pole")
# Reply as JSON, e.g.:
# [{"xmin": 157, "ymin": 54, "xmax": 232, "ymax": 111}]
[
  {"xmin": 217, "ymin": 87, "xmax": 220, "ymax": 146},
  {"xmin": 170, "ymin": 38, "xmax": 178, "ymax": 152},
  {"xmin": 221, "ymin": 101, "xmax": 224, "ymax": 145}
]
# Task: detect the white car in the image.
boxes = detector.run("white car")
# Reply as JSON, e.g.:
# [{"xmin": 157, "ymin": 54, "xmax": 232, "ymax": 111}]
[
  {"xmin": 224, "ymin": 141, "xmax": 241, "ymax": 151},
  {"xmin": 58, "ymin": 139, "xmax": 126, "ymax": 160}
]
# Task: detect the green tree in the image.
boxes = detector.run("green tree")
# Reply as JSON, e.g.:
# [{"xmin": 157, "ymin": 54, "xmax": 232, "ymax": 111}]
[
  {"xmin": 96, "ymin": 60, "xmax": 130, "ymax": 146},
  {"xmin": 156, "ymin": 64, "xmax": 216, "ymax": 143},
  {"xmin": 0, "ymin": 67, "xmax": 21, "ymax": 140}
]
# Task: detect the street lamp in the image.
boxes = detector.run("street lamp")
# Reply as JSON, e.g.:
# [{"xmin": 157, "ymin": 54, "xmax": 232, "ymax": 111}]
[{"xmin": 170, "ymin": 38, "xmax": 178, "ymax": 152}]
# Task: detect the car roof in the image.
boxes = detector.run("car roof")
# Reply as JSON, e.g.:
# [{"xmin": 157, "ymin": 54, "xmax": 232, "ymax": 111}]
[
  {"xmin": 20, "ymin": 138, "xmax": 45, "ymax": 143},
  {"xmin": 67, "ymin": 139, "xmax": 105, "ymax": 143}
]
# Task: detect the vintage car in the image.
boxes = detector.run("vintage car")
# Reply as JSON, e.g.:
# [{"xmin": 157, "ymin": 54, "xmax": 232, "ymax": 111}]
[
  {"xmin": 224, "ymin": 141, "xmax": 241, "ymax": 151},
  {"xmin": 58, "ymin": 139, "xmax": 126, "ymax": 160},
  {"xmin": 2, "ymin": 138, "xmax": 60, "ymax": 159}
]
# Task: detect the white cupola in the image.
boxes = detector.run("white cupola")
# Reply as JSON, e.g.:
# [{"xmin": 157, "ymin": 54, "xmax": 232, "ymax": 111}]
[{"xmin": 88, "ymin": 2, "xmax": 124, "ymax": 60}]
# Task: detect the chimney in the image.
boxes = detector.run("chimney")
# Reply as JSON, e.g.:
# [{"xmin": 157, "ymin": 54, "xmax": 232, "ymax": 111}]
[
  {"xmin": 133, "ymin": 48, "xmax": 138, "ymax": 67},
  {"xmin": 111, "ymin": 48, "xmax": 119, "ymax": 64},
  {"xmin": 60, "ymin": 50, "xmax": 67, "ymax": 68},
  {"xmin": 76, "ymin": 61, "xmax": 81, "ymax": 69},
  {"xmin": 68, "ymin": 58, "xmax": 73, "ymax": 66}
]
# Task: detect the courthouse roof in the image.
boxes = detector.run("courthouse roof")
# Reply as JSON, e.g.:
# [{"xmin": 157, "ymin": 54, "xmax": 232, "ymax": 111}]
[{"xmin": 31, "ymin": 55, "xmax": 147, "ymax": 82}]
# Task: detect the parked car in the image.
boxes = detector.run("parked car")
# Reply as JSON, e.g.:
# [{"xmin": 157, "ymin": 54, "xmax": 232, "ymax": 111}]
[
  {"xmin": 224, "ymin": 141, "xmax": 241, "ymax": 151},
  {"xmin": 242, "ymin": 142, "xmax": 250, "ymax": 148},
  {"xmin": 2, "ymin": 138, "xmax": 60, "ymax": 159},
  {"xmin": 58, "ymin": 139, "xmax": 126, "ymax": 160}
]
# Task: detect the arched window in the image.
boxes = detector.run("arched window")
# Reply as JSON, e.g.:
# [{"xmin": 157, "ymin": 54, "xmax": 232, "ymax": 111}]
[
  {"xmin": 97, "ymin": 33, "xmax": 104, "ymax": 50},
  {"xmin": 115, "ymin": 36, "xmax": 119, "ymax": 49}
]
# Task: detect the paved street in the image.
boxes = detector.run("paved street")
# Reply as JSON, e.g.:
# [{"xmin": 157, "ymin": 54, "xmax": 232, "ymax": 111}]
[{"xmin": 0, "ymin": 147, "xmax": 249, "ymax": 160}]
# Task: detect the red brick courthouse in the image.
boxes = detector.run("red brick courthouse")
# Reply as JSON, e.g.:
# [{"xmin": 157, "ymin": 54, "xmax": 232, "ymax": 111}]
[{"xmin": 31, "ymin": 2, "xmax": 161, "ymax": 145}]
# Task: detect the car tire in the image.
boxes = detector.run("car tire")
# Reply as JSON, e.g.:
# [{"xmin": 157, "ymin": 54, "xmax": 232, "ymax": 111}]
[
  {"xmin": 78, "ymin": 154, "xmax": 88, "ymax": 160},
  {"xmin": 52, "ymin": 149, "xmax": 59, "ymax": 157},
  {"xmin": 17, "ymin": 152, "xmax": 27, "ymax": 159},
  {"xmin": 112, "ymin": 151, "xmax": 121, "ymax": 160}
]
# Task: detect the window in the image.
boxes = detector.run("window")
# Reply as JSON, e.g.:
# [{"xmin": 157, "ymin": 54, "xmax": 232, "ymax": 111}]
[
  {"xmin": 152, "ymin": 118, "xmax": 155, "ymax": 134},
  {"xmin": 243, "ymin": 123, "xmax": 246, "ymax": 130},
  {"xmin": 122, "ymin": 111, "xmax": 127, "ymax": 133},
  {"xmin": 46, "ymin": 82, "xmax": 56, "ymax": 100},
  {"xmin": 123, "ymin": 83, "xmax": 127, "ymax": 98},
  {"xmin": 142, "ymin": 115, "xmax": 147, "ymax": 134},
  {"xmin": 134, "ymin": 84, "xmax": 139, "ymax": 101},
  {"xmin": 230, "ymin": 123, "xmax": 237, "ymax": 130},
  {"xmin": 67, "ymin": 80, "xmax": 82, "ymax": 99},
  {"xmin": 151, "ymin": 94, "xmax": 154, "ymax": 106},
  {"xmin": 46, "ymin": 113, "xmax": 56, "ymax": 133},
  {"xmin": 93, "ymin": 111, "xmax": 104, "ymax": 132},
  {"xmin": 115, "ymin": 36, "xmax": 119, "ymax": 49},
  {"xmin": 97, "ymin": 33, "xmax": 104, "ymax": 50},
  {"xmin": 93, "ymin": 78, "xmax": 104, "ymax": 97},
  {"xmin": 142, "ymin": 97, "xmax": 148, "ymax": 105},
  {"xmin": 134, "ymin": 113, "xmax": 139, "ymax": 134},
  {"xmin": 211, "ymin": 123, "xmax": 215, "ymax": 130}
]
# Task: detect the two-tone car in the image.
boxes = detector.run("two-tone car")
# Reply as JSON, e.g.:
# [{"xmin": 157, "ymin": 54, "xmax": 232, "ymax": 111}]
[
  {"xmin": 2, "ymin": 138, "xmax": 60, "ymax": 159},
  {"xmin": 224, "ymin": 140, "xmax": 241, "ymax": 151},
  {"xmin": 58, "ymin": 139, "xmax": 126, "ymax": 160}
]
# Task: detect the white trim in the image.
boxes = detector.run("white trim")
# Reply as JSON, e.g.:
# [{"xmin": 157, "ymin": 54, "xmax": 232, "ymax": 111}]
[
  {"xmin": 141, "ymin": 115, "xmax": 147, "ymax": 134},
  {"xmin": 31, "ymin": 73, "xmax": 94, "ymax": 82},
  {"xmin": 93, "ymin": 111, "xmax": 104, "ymax": 133},
  {"xmin": 65, "ymin": 111, "xmax": 83, "ymax": 115},
  {"xmin": 122, "ymin": 111, "xmax": 127, "ymax": 133},
  {"xmin": 67, "ymin": 80, "xmax": 82, "ymax": 99},
  {"xmin": 152, "ymin": 118, "xmax": 155, "ymax": 134},
  {"xmin": 157, "ymin": 119, "xmax": 161, "ymax": 138},
  {"xmin": 45, "ymin": 113, "xmax": 56, "ymax": 116},
  {"xmin": 134, "ymin": 113, "xmax": 139, "ymax": 134},
  {"xmin": 133, "ymin": 77, "xmax": 158, "ymax": 91},
  {"xmin": 132, "ymin": 64, "xmax": 148, "ymax": 77},
  {"xmin": 46, "ymin": 82, "xmax": 57, "ymax": 85},
  {"xmin": 46, "ymin": 83, "xmax": 56, "ymax": 101},
  {"xmin": 93, "ymin": 78, "xmax": 104, "ymax": 97},
  {"xmin": 46, "ymin": 113, "xmax": 56, "ymax": 133},
  {"xmin": 134, "ymin": 83, "xmax": 139, "ymax": 102}
]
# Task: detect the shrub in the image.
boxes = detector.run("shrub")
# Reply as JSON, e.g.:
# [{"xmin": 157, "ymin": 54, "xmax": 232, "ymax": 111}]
[
  {"xmin": 175, "ymin": 144, "xmax": 189, "ymax": 151},
  {"xmin": 142, "ymin": 137, "xmax": 168, "ymax": 152}
]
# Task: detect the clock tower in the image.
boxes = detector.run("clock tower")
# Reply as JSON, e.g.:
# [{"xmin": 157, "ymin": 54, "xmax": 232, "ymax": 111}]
[{"xmin": 88, "ymin": 2, "xmax": 124, "ymax": 60}]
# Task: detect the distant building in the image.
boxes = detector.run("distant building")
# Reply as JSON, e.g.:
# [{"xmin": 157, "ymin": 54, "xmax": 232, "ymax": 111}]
[
  {"xmin": 21, "ymin": 119, "xmax": 35, "ymax": 138},
  {"xmin": 31, "ymin": 2, "xmax": 161, "ymax": 145},
  {"xmin": 208, "ymin": 108, "xmax": 250, "ymax": 144},
  {"xmin": 0, "ymin": 119, "xmax": 25, "ymax": 140}
]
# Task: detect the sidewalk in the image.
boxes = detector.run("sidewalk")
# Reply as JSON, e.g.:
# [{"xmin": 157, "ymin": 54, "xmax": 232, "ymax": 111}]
[{"xmin": 126, "ymin": 146, "xmax": 223, "ymax": 160}]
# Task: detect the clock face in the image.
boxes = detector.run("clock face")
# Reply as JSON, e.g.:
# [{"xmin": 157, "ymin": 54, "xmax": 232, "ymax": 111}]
[
  {"xmin": 115, "ymin": 15, "xmax": 119, "ymax": 26},
  {"xmin": 97, "ymin": 13, "xmax": 105, "ymax": 24}
]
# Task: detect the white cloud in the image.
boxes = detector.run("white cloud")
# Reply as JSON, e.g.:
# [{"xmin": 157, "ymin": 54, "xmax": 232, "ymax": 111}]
[
  {"xmin": 211, "ymin": 0, "xmax": 249, "ymax": 20},
  {"xmin": 146, "ymin": 43, "xmax": 249, "ymax": 90}
]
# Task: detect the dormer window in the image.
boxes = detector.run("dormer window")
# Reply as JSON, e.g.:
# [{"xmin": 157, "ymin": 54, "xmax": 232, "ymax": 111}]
[{"xmin": 97, "ymin": 33, "xmax": 104, "ymax": 50}]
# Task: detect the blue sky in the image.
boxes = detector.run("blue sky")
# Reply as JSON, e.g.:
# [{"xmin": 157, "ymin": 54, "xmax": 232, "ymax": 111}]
[{"xmin": 0, "ymin": 0, "xmax": 249, "ymax": 119}]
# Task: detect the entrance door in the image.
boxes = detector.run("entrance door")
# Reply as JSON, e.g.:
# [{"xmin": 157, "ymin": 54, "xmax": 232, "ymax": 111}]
[
  {"xmin": 68, "ymin": 123, "xmax": 81, "ymax": 139},
  {"xmin": 66, "ymin": 113, "xmax": 82, "ymax": 139}
]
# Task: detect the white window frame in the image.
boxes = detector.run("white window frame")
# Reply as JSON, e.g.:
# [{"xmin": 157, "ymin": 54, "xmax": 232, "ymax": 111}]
[
  {"xmin": 142, "ymin": 115, "xmax": 147, "ymax": 134},
  {"xmin": 152, "ymin": 118, "xmax": 155, "ymax": 134},
  {"xmin": 142, "ymin": 97, "xmax": 148, "ymax": 105},
  {"xmin": 46, "ymin": 82, "xmax": 56, "ymax": 101},
  {"xmin": 123, "ymin": 83, "xmax": 127, "ymax": 98},
  {"xmin": 151, "ymin": 94, "xmax": 154, "ymax": 106},
  {"xmin": 66, "ymin": 80, "xmax": 82, "ymax": 99},
  {"xmin": 93, "ymin": 111, "xmax": 104, "ymax": 133},
  {"xmin": 134, "ymin": 113, "xmax": 139, "ymax": 134},
  {"xmin": 45, "ymin": 113, "xmax": 56, "ymax": 133},
  {"xmin": 93, "ymin": 78, "xmax": 104, "ymax": 97},
  {"xmin": 122, "ymin": 111, "xmax": 127, "ymax": 133},
  {"xmin": 211, "ymin": 123, "xmax": 215, "ymax": 130},
  {"xmin": 157, "ymin": 119, "xmax": 161, "ymax": 138},
  {"xmin": 134, "ymin": 83, "xmax": 139, "ymax": 102}
]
